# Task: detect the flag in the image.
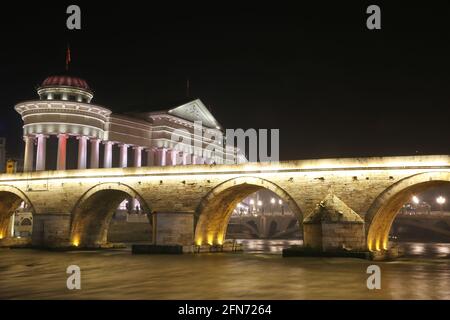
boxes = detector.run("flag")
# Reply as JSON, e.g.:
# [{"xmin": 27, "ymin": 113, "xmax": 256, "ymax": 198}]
[{"xmin": 66, "ymin": 45, "xmax": 71, "ymax": 71}]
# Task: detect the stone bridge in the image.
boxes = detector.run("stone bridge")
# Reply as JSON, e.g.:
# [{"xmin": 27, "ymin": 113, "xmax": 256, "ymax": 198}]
[
  {"xmin": 227, "ymin": 215, "xmax": 300, "ymax": 239},
  {"xmin": 1, "ymin": 155, "xmax": 450, "ymax": 253}
]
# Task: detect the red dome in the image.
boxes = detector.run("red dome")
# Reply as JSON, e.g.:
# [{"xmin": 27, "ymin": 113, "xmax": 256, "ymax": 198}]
[{"xmin": 41, "ymin": 75, "xmax": 91, "ymax": 91}]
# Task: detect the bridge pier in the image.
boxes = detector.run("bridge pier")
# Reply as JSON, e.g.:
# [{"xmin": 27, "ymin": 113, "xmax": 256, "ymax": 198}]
[
  {"xmin": 303, "ymin": 194, "xmax": 366, "ymax": 252},
  {"xmin": 152, "ymin": 212, "xmax": 194, "ymax": 246},
  {"xmin": 31, "ymin": 213, "xmax": 72, "ymax": 248}
]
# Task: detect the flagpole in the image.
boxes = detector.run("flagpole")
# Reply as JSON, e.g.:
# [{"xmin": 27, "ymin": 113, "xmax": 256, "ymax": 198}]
[
  {"xmin": 186, "ymin": 78, "xmax": 190, "ymax": 98},
  {"xmin": 66, "ymin": 44, "xmax": 71, "ymax": 71}
]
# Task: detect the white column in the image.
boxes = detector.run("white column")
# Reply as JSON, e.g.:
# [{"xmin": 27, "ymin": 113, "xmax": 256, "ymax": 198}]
[
  {"xmin": 156, "ymin": 148, "xmax": 167, "ymax": 166},
  {"xmin": 191, "ymin": 154, "xmax": 198, "ymax": 165},
  {"xmin": 181, "ymin": 152, "xmax": 188, "ymax": 165},
  {"xmin": 56, "ymin": 134, "xmax": 68, "ymax": 171},
  {"xmin": 35, "ymin": 134, "xmax": 47, "ymax": 171},
  {"xmin": 103, "ymin": 141, "xmax": 113, "ymax": 168},
  {"xmin": 167, "ymin": 149, "xmax": 178, "ymax": 166},
  {"xmin": 23, "ymin": 136, "xmax": 34, "ymax": 172},
  {"xmin": 77, "ymin": 136, "xmax": 88, "ymax": 169},
  {"xmin": 119, "ymin": 144, "xmax": 128, "ymax": 168},
  {"xmin": 9, "ymin": 212, "xmax": 15, "ymax": 237},
  {"xmin": 90, "ymin": 139, "xmax": 100, "ymax": 169},
  {"xmin": 133, "ymin": 147, "xmax": 142, "ymax": 167},
  {"xmin": 146, "ymin": 148, "xmax": 156, "ymax": 166}
]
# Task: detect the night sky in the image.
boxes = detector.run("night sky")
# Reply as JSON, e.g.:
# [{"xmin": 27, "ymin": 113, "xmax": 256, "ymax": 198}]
[{"xmin": 1, "ymin": 1, "xmax": 450, "ymax": 161}]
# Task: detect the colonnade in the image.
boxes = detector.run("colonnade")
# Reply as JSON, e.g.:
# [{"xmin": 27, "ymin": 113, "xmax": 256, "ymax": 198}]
[{"xmin": 23, "ymin": 134, "xmax": 210, "ymax": 172}]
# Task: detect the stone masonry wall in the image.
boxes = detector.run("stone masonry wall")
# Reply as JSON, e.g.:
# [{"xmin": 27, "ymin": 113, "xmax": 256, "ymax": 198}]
[{"xmin": 321, "ymin": 222, "xmax": 366, "ymax": 251}]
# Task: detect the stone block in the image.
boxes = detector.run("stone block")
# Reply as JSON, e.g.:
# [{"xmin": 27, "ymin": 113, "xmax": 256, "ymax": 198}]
[
  {"xmin": 31, "ymin": 213, "xmax": 71, "ymax": 247},
  {"xmin": 152, "ymin": 212, "xmax": 194, "ymax": 246}
]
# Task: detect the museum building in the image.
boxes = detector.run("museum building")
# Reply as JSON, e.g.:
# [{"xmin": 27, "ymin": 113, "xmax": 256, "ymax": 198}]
[{"xmin": 15, "ymin": 74, "xmax": 244, "ymax": 172}]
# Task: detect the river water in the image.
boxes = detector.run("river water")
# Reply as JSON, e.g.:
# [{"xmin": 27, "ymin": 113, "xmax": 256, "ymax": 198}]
[{"xmin": 1, "ymin": 240, "xmax": 449, "ymax": 299}]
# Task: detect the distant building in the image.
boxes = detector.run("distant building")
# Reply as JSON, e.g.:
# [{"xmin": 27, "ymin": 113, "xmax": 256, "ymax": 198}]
[
  {"xmin": 13, "ymin": 202, "xmax": 33, "ymax": 237},
  {"xmin": 0, "ymin": 138, "xmax": 5, "ymax": 173}
]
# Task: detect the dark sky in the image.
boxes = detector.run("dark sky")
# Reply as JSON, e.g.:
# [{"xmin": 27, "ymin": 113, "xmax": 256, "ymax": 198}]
[{"xmin": 1, "ymin": 1, "xmax": 450, "ymax": 161}]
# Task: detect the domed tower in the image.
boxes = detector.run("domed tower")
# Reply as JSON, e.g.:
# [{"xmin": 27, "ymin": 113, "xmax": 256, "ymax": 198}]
[
  {"xmin": 15, "ymin": 74, "xmax": 111, "ymax": 172},
  {"xmin": 37, "ymin": 75, "xmax": 93, "ymax": 103}
]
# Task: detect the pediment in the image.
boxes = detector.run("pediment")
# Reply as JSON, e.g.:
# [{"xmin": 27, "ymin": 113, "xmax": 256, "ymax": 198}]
[
  {"xmin": 304, "ymin": 194, "xmax": 364, "ymax": 224},
  {"xmin": 168, "ymin": 99, "xmax": 221, "ymax": 129}
]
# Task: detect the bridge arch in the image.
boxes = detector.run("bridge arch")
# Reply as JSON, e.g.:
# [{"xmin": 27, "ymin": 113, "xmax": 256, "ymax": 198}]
[
  {"xmin": 70, "ymin": 182, "xmax": 150, "ymax": 247},
  {"xmin": 194, "ymin": 176, "xmax": 302, "ymax": 245},
  {"xmin": 365, "ymin": 171, "xmax": 450, "ymax": 252},
  {"xmin": 0, "ymin": 185, "xmax": 35, "ymax": 239}
]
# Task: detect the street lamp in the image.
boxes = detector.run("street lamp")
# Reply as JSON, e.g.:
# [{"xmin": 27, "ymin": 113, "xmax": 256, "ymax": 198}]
[
  {"xmin": 412, "ymin": 195, "xmax": 420, "ymax": 205},
  {"xmin": 249, "ymin": 199, "xmax": 255, "ymax": 214},
  {"xmin": 437, "ymin": 196, "xmax": 446, "ymax": 213},
  {"xmin": 257, "ymin": 200, "xmax": 263, "ymax": 215},
  {"xmin": 270, "ymin": 198, "xmax": 275, "ymax": 215}
]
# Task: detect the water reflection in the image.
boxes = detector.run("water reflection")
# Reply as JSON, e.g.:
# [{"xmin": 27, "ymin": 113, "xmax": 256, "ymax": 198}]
[
  {"xmin": 236, "ymin": 239, "xmax": 450, "ymax": 259},
  {"xmin": 395, "ymin": 242, "xmax": 450, "ymax": 259},
  {"xmin": 1, "ymin": 240, "xmax": 449, "ymax": 299},
  {"xmin": 236, "ymin": 239, "xmax": 303, "ymax": 254}
]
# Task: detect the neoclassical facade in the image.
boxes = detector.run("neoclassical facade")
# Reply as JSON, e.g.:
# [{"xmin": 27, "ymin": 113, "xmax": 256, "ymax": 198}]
[{"xmin": 15, "ymin": 75, "xmax": 244, "ymax": 172}]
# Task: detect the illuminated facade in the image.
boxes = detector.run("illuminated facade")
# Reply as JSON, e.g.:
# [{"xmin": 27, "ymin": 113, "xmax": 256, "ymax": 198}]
[
  {"xmin": 0, "ymin": 138, "xmax": 5, "ymax": 173},
  {"xmin": 15, "ymin": 75, "xmax": 243, "ymax": 172}
]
